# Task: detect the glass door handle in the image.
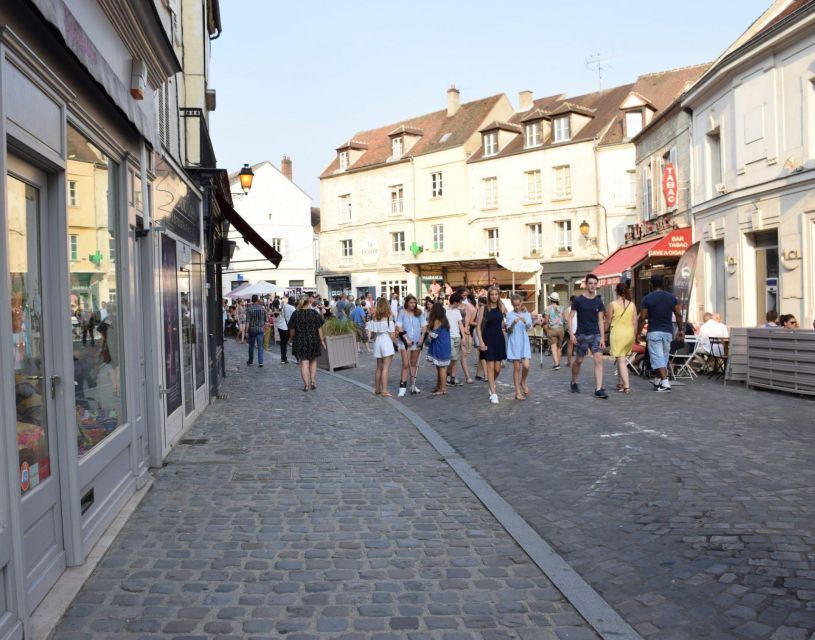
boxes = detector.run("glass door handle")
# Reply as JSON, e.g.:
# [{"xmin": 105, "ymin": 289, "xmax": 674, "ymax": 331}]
[{"xmin": 25, "ymin": 375, "xmax": 44, "ymax": 381}]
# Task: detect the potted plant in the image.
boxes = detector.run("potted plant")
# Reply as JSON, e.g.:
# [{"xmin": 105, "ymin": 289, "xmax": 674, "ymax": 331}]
[{"xmin": 317, "ymin": 318, "xmax": 359, "ymax": 371}]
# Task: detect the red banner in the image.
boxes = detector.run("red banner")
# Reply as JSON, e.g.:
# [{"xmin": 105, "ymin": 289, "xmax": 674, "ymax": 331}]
[{"xmin": 662, "ymin": 163, "xmax": 678, "ymax": 209}]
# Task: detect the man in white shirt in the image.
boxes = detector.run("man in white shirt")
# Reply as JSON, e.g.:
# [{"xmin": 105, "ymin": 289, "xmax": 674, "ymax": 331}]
[
  {"xmin": 445, "ymin": 292, "xmax": 469, "ymax": 386},
  {"xmin": 276, "ymin": 296, "xmax": 296, "ymax": 364},
  {"xmin": 697, "ymin": 312, "xmax": 729, "ymax": 357},
  {"xmin": 390, "ymin": 292, "xmax": 400, "ymax": 320}
]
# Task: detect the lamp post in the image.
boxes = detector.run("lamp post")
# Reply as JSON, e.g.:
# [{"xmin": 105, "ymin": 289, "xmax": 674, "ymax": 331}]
[{"xmin": 232, "ymin": 163, "xmax": 254, "ymax": 198}]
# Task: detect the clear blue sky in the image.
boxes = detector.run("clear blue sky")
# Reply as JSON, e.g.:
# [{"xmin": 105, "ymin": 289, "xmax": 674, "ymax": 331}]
[{"xmin": 210, "ymin": 0, "xmax": 772, "ymax": 205}]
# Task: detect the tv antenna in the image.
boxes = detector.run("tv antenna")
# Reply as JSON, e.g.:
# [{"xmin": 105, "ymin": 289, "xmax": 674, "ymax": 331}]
[{"xmin": 586, "ymin": 53, "xmax": 613, "ymax": 91}]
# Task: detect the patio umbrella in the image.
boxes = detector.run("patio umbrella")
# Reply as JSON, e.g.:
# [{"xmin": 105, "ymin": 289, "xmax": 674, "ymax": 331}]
[{"xmin": 235, "ymin": 281, "xmax": 287, "ymax": 298}]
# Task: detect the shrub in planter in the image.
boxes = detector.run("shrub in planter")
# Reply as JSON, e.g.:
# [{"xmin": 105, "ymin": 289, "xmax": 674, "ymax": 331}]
[{"xmin": 318, "ymin": 318, "xmax": 359, "ymax": 371}]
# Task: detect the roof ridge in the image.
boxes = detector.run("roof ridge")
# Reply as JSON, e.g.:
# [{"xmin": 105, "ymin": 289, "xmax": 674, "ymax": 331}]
[{"xmin": 636, "ymin": 62, "xmax": 712, "ymax": 78}]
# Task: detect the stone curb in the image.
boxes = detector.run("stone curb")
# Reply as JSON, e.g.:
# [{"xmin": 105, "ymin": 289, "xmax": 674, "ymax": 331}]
[{"xmin": 322, "ymin": 367, "xmax": 643, "ymax": 640}]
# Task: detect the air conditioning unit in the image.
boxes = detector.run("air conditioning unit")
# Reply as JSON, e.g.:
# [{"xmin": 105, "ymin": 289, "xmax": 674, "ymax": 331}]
[{"xmin": 715, "ymin": 183, "xmax": 727, "ymax": 194}]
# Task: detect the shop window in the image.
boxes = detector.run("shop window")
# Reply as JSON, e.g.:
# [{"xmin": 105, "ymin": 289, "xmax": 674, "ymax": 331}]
[{"xmin": 67, "ymin": 126, "xmax": 125, "ymax": 457}]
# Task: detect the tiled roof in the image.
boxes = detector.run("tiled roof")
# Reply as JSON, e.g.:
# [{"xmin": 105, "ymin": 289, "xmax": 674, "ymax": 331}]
[
  {"xmin": 547, "ymin": 101, "xmax": 597, "ymax": 117},
  {"xmin": 320, "ymin": 94, "xmax": 504, "ymax": 177},
  {"xmin": 388, "ymin": 125, "xmax": 424, "ymax": 137},
  {"xmin": 519, "ymin": 108, "xmax": 553, "ymax": 123},
  {"xmin": 479, "ymin": 121, "xmax": 523, "ymax": 134},
  {"xmin": 335, "ymin": 140, "xmax": 368, "ymax": 151}
]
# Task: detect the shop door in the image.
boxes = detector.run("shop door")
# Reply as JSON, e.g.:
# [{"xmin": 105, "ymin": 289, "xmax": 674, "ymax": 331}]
[
  {"xmin": 178, "ymin": 263, "xmax": 194, "ymax": 417},
  {"xmin": 159, "ymin": 234, "xmax": 184, "ymax": 449},
  {"xmin": 7, "ymin": 159, "xmax": 65, "ymax": 612}
]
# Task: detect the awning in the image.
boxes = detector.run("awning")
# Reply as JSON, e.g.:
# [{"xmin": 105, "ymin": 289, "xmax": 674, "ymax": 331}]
[
  {"xmin": 593, "ymin": 238, "xmax": 661, "ymax": 286},
  {"xmin": 496, "ymin": 257, "xmax": 542, "ymax": 273},
  {"xmin": 647, "ymin": 227, "xmax": 692, "ymax": 258},
  {"xmin": 216, "ymin": 192, "xmax": 282, "ymax": 267}
]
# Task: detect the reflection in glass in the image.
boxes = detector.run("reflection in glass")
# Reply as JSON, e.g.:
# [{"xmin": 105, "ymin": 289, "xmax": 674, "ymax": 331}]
[
  {"xmin": 179, "ymin": 267, "xmax": 194, "ymax": 415},
  {"xmin": 8, "ymin": 176, "xmax": 51, "ymax": 494},
  {"xmin": 67, "ymin": 126, "xmax": 125, "ymax": 457},
  {"xmin": 192, "ymin": 251, "xmax": 206, "ymax": 390}
]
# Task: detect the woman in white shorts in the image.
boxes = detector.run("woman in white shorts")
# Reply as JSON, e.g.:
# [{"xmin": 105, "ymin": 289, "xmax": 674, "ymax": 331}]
[{"xmin": 367, "ymin": 298, "xmax": 397, "ymax": 396}]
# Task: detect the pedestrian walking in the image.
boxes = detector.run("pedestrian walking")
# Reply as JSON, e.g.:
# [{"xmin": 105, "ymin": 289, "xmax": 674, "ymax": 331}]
[
  {"xmin": 367, "ymin": 297, "xmax": 397, "ymax": 397},
  {"xmin": 289, "ymin": 295, "xmax": 326, "ymax": 391},
  {"xmin": 476, "ymin": 286, "xmax": 507, "ymax": 405},
  {"xmin": 637, "ymin": 274, "xmax": 683, "ymax": 393},
  {"xmin": 276, "ymin": 295, "xmax": 295, "ymax": 364},
  {"xmin": 542, "ymin": 292, "xmax": 566, "ymax": 370},
  {"xmin": 565, "ymin": 295, "xmax": 577, "ymax": 367},
  {"xmin": 459, "ymin": 290, "xmax": 478, "ymax": 384},
  {"xmin": 350, "ymin": 298, "xmax": 371, "ymax": 354},
  {"xmin": 445, "ymin": 292, "xmax": 468, "ymax": 386},
  {"xmin": 608, "ymin": 283, "xmax": 637, "ymax": 394},
  {"xmin": 396, "ymin": 294, "xmax": 427, "ymax": 396},
  {"xmin": 505, "ymin": 294, "xmax": 532, "ymax": 400},
  {"xmin": 245, "ymin": 294, "xmax": 267, "ymax": 367},
  {"xmin": 390, "ymin": 291, "xmax": 401, "ymax": 320},
  {"xmin": 568, "ymin": 274, "xmax": 608, "ymax": 398},
  {"xmin": 425, "ymin": 302, "xmax": 451, "ymax": 396},
  {"xmin": 237, "ymin": 300, "xmax": 247, "ymax": 343}
]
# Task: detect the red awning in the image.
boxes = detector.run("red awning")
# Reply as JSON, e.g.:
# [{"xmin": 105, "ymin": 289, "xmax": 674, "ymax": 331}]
[
  {"xmin": 647, "ymin": 227, "xmax": 692, "ymax": 258},
  {"xmin": 593, "ymin": 239, "xmax": 661, "ymax": 286},
  {"xmin": 216, "ymin": 191, "xmax": 282, "ymax": 267}
]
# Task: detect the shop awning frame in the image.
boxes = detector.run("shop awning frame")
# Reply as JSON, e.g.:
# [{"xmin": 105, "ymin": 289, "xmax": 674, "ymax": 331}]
[
  {"xmin": 592, "ymin": 238, "xmax": 661, "ymax": 286},
  {"xmin": 216, "ymin": 191, "xmax": 282, "ymax": 267}
]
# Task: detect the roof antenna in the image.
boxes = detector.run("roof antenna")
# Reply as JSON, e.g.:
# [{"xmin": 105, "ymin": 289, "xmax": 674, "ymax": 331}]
[{"xmin": 586, "ymin": 53, "xmax": 612, "ymax": 91}]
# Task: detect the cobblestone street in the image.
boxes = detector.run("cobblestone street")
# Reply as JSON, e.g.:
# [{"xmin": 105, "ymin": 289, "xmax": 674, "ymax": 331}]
[
  {"xmin": 336, "ymin": 347, "xmax": 815, "ymax": 640},
  {"xmin": 50, "ymin": 343, "xmax": 599, "ymax": 640}
]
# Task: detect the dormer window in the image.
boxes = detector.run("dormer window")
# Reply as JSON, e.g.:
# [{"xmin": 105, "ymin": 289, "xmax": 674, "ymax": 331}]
[
  {"xmin": 625, "ymin": 110, "xmax": 644, "ymax": 138},
  {"xmin": 525, "ymin": 122, "xmax": 542, "ymax": 148},
  {"xmin": 484, "ymin": 132, "xmax": 498, "ymax": 156},
  {"xmin": 553, "ymin": 116, "xmax": 570, "ymax": 143},
  {"xmin": 339, "ymin": 151, "xmax": 349, "ymax": 171},
  {"xmin": 392, "ymin": 136, "xmax": 403, "ymax": 160}
]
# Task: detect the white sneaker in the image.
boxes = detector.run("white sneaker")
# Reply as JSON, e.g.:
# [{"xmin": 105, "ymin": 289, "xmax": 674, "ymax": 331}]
[
  {"xmin": 398, "ymin": 387, "xmax": 407, "ymax": 397},
  {"xmin": 411, "ymin": 385, "xmax": 420, "ymax": 394},
  {"xmin": 489, "ymin": 393, "xmax": 499, "ymax": 404}
]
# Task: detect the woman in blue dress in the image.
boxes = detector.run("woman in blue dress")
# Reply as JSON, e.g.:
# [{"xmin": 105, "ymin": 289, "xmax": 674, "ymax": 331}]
[
  {"xmin": 424, "ymin": 302, "xmax": 451, "ymax": 396},
  {"xmin": 505, "ymin": 294, "xmax": 533, "ymax": 400},
  {"xmin": 476, "ymin": 287, "xmax": 507, "ymax": 405}
]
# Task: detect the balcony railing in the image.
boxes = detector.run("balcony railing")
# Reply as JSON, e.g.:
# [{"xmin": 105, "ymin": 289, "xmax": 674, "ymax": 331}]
[{"xmin": 180, "ymin": 107, "xmax": 216, "ymax": 169}]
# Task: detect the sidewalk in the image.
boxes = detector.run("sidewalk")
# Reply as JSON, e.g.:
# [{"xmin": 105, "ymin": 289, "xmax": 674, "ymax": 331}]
[{"xmin": 50, "ymin": 342, "xmax": 600, "ymax": 640}]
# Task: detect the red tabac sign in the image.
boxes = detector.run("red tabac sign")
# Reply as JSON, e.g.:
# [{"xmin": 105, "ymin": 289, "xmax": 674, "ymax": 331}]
[
  {"xmin": 662, "ymin": 163, "xmax": 678, "ymax": 209},
  {"xmin": 648, "ymin": 227, "xmax": 692, "ymax": 258}
]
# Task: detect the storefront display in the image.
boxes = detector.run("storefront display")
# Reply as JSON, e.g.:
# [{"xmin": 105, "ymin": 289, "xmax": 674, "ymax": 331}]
[{"xmin": 161, "ymin": 234, "xmax": 182, "ymax": 416}]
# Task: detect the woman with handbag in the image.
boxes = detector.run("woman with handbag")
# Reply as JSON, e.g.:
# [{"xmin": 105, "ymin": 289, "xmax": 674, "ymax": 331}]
[{"xmin": 608, "ymin": 283, "xmax": 638, "ymax": 393}]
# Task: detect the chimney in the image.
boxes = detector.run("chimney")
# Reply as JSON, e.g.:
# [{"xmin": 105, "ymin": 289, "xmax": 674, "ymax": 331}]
[
  {"xmin": 518, "ymin": 90, "xmax": 533, "ymax": 111},
  {"xmin": 447, "ymin": 85, "xmax": 460, "ymax": 117},
  {"xmin": 281, "ymin": 155, "xmax": 292, "ymax": 181}
]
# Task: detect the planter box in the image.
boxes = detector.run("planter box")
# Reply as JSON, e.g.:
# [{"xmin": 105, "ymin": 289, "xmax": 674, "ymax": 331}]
[
  {"xmin": 317, "ymin": 333, "xmax": 358, "ymax": 371},
  {"xmin": 746, "ymin": 328, "xmax": 815, "ymax": 396}
]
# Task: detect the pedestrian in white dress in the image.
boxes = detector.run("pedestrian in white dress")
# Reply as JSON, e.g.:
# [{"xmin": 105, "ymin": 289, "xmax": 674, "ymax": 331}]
[{"xmin": 367, "ymin": 298, "xmax": 396, "ymax": 396}]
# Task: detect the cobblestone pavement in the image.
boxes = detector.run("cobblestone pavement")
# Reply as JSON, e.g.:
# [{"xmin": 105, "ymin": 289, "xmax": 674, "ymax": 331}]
[
  {"xmin": 50, "ymin": 342, "xmax": 600, "ymax": 640},
  {"xmin": 336, "ymin": 347, "xmax": 815, "ymax": 640}
]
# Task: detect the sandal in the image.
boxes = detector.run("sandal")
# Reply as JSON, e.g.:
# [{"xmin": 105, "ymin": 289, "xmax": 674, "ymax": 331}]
[
  {"xmin": 432, "ymin": 390, "xmax": 447, "ymax": 396},
  {"xmin": 620, "ymin": 387, "xmax": 631, "ymax": 394},
  {"xmin": 515, "ymin": 394, "xmax": 526, "ymax": 401},
  {"xmin": 303, "ymin": 385, "xmax": 309, "ymax": 392},
  {"xmin": 466, "ymin": 378, "xmax": 474, "ymax": 384},
  {"xmin": 310, "ymin": 383, "xmax": 316, "ymax": 390},
  {"xmin": 522, "ymin": 385, "xmax": 530, "ymax": 395},
  {"xmin": 381, "ymin": 392, "xmax": 393, "ymax": 397}
]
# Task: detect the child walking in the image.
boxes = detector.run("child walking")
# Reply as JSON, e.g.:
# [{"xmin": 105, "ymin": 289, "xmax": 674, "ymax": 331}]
[
  {"xmin": 367, "ymin": 298, "xmax": 396, "ymax": 396},
  {"xmin": 505, "ymin": 294, "xmax": 533, "ymax": 400},
  {"xmin": 425, "ymin": 302, "xmax": 451, "ymax": 396}
]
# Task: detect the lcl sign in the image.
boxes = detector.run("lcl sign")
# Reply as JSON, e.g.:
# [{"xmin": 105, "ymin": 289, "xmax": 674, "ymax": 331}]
[{"xmin": 662, "ymin": 163, "xmax": 678, "ymax": 209}]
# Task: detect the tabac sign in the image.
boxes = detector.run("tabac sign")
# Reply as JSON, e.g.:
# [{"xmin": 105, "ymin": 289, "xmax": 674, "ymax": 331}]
[
  {"xmin": 647, "ymin": 227, "xmax": 692, "ymax": 258},
  {"xmin": 662, "ymin": 163, "xmax": 678, "ymax": 209}
]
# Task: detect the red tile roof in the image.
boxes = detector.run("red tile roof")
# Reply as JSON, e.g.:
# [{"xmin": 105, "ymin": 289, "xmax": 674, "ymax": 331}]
[
  {"xmin": 479, "ymin": 121, "xmax": 523, "ymax": 134},
  {"xmin": 321, "ymin": 94, "xmax": 505, "ymax": 178}
]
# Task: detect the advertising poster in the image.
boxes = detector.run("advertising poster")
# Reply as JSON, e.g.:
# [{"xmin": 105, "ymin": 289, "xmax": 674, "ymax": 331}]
[
  {"xmin": 161, "ymin": 234, "xmax": 182, "ymax": 416},
  {"xmin": 673, "ymin": 241, "xmax": 700, "ymax": 323}
]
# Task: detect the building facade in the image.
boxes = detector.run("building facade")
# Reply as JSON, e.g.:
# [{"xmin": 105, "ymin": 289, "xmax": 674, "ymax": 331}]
[
  {"xmin": 223, "ymin": 158, "xmax": 315, "ymax": 296},
  {"xmin": 684, "ymin": 0, "xmax": 815, "ymax": 328}
]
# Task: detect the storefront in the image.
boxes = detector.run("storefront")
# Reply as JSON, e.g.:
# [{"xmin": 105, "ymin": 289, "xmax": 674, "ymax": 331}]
[
  {"xmin": 540, "ymin": 259, "xmax": 599, "ymax": 305},
  {"xmin": 323, "ymin": 274, "xmax": 351, "ymax": 298}
]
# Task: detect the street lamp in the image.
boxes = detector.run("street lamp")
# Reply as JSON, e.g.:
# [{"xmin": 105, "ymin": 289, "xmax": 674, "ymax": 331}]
[
  {"xmin": 238, "ymin": 164, "xmax": 254, "ymax": 194},
  {"xmin": 579, "ymin": 220, "xmax": 591, "ymax": 239}
]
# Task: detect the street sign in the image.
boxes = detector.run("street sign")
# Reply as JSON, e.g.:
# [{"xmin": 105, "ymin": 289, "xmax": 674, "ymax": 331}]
[{"xmin": 662, "ymin": 163, "xmax": 678, "ymax": 209}]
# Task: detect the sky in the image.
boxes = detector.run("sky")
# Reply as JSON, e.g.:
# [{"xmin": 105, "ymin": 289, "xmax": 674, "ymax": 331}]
[{"xmin": 210, "ymin": 0, "xmax": 773, "ymax": 205}]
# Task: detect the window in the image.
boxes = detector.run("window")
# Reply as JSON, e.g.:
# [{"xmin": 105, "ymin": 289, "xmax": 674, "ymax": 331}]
[
  {"xmin": 391, "ymin": 231, "xmax": 406, "ymax": 254},
  {"xmin": 555, "ymin": 220, "xmax": 572, "ymax": 252},
  {"xmin": 527, "ymin": 223, "xmax": 543, "ymax": 254},
  {"xmin": 341, "ymin": 239, "xmax": 353, "ymax": 258},
  {"xmin": 108, "ymin": 236, "xmax": 117, "ymax": 265},
  {"xmin": 525, "ymin": 170, "xmax": 542, "ymax": 202},
  {"xmin": 483, "ymin": 132, "xmax": 498, "ymax": 156},
  {"xmin": 431, "ymin": 171, "xmax": 443, "ymax": 197},
  {"xmin": 482, "ymin": 177, "xmax": 498, "ymax": 208},
  {"xmin": 380, "ymin": 280, "xmax": 408, "ymax": 300},
  {"xmin": 627, "ymin": 170, "xmax": 638, "ymax": 207},
  {"xmin": 553, "ymin": 165, "xmax": 571, "ymax": 198},
  {"xmin": 486, "ymin": 228, "xmax": 499, "ymax": 256},
  {"xmin": 432, "ymin": 224, "xmax": 444, "ymax": 250},
  {"xmin": 392, "ymin": 137, "xmax": 403, "ymax": 159},
  {"xmin": 625, "ymin": 110, "xmax": 643, "ymax": 138},
  {"xmin": 339, "ymin": 150, "xmax": 349, "ymax": 171},
  {"xmin": 70, "ymin": 234, "xmax": 78, "ymax": 261},
  {"xmin": 553, "ymin": 116, "xmax": 570, "ymax": 142},
  {"xmin": 68, "ymin": 180, "xmax": 78, "ymax": 207},
  {"xmin": 271, "ymin": 238, "xmax": 283, "ymax": 253},
  {"xmin": 288, "ymin": 279, "xmax": 304, "ymax": 287},
  {"xmin": 338, "ymin": 194, "xmax": 351, "ymax": 223},
  {"xmin": 525, "ymin": 122, "xmax": 542, "ymax": 148},
  {"xmin": 642, "ymin": 164, "xmax": 653, "ymax": 218},
  {"xmin": 707, "ymin": 129, "xmax": 722, "ymax": 196},
  {"xmin": 389, "ymin": 185, "xmax": 404, "ymax": 214}
]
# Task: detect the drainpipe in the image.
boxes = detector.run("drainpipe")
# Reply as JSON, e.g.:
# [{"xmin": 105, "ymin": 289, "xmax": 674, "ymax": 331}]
[{"xmin": 593, "ymin": 135, "xmax": 611, "ymax": 257}]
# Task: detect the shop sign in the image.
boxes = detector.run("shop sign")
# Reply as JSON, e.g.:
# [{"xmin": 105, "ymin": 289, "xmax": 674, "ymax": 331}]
[
  {"xmin": 360, "ymin": 234, "xmax": 380, "ymax": 265},
  {"xmin": 20, "ymin": 462, "xmax": 30, "ymax": 492},
  {"xmin": 625, "ymin": 213, "xmax": 676, "ymax": 242},
  {"xmin": 647, "ymin": 227, "xmax": 692, "ymax": 257},
  {"xmin": 662, "ymin": 163, "xmax": 678, "ymax": 209}
]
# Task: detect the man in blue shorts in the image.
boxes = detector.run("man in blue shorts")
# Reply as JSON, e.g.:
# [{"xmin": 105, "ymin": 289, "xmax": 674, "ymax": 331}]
[
  {"xmin": 638, "ymin": 274, "xmax": 684, "ymax": 393},
  {"xmin": 568, "ymin": 273, "xmax": 608, "ymax": 398}
]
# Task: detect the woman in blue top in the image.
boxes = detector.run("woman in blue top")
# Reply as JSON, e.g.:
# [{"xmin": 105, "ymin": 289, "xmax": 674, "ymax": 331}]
[
  {"xmin": 505, "ymin": 294, "xmax": 533, "ymax": 400},
  {"xmin": 396, "ymin": 295, "xmax": 427, "ymax": 397},
  {"xmin": 425, "ymin": 302, "xmax": 451, "ymax": 396}
]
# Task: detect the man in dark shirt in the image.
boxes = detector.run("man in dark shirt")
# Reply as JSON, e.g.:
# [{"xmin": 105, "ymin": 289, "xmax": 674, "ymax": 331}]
[
  {"xmin": 637, "ymin": 274, "xmax": 683, "ymax": 392},
  {"xmin": 246, "ymin": 294, "xmax": 267, "ymax": 367},
  {"xmin": 568, "ymin": 273, "xmax": 608, "ymax": 398}
]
